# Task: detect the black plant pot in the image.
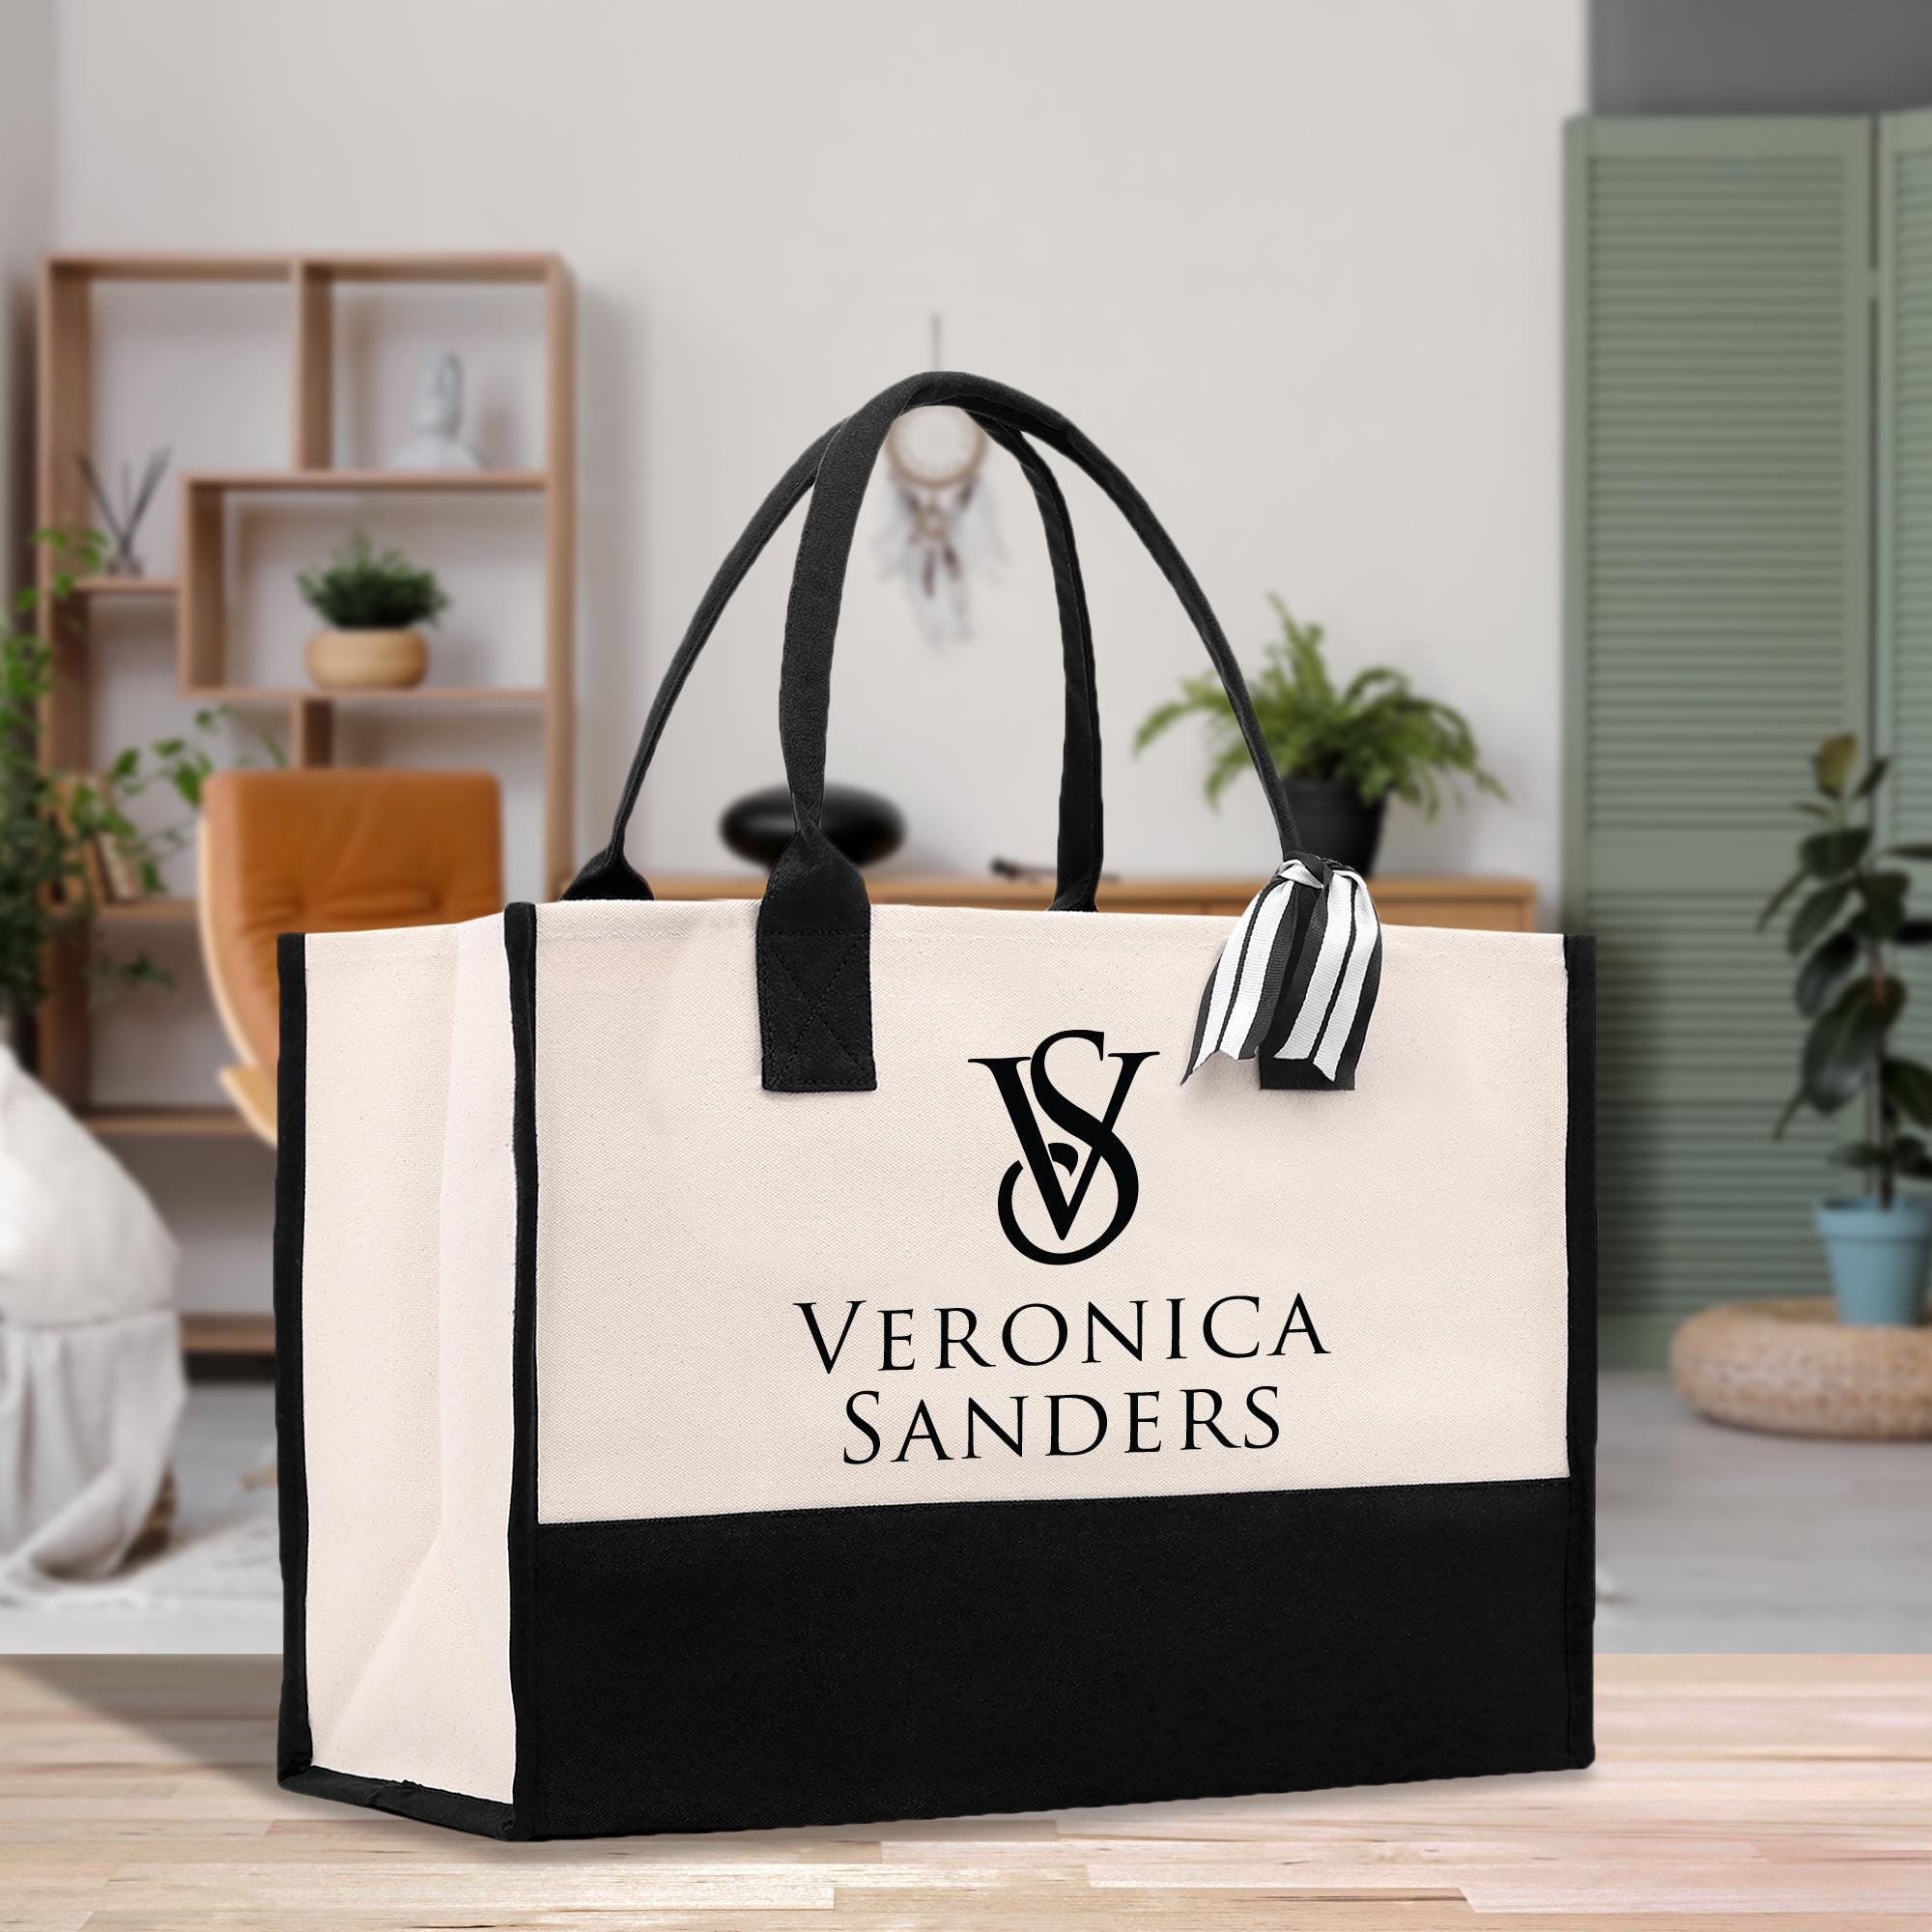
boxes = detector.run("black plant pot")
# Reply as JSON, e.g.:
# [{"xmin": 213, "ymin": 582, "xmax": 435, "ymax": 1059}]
[
  {"xmin": 721, "ymin": 783, "xmax": 906, "ymax": 870},
  {"xmin": 1281, "ymin": 778, "xmax": 1386, "ymax": 875}
]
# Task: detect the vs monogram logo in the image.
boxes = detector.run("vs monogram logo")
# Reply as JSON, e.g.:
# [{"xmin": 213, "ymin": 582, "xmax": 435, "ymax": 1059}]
[{"xmin": 970, "ymin": 1030, "xmax": 1157, "ymax": 1265}]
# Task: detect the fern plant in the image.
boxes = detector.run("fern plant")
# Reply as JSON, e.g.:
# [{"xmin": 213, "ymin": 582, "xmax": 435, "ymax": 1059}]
[
  {"xmin": 1135, "ymin": 595, "xmax": 1505, "ymax": 813},
  {"xmin": 298, "ymin": 531, "xmax": 448, "ymax": 630}
]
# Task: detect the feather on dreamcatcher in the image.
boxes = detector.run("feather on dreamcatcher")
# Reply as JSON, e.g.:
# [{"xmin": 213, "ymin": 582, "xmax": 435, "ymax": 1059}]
[{"xmin": 874, "ymin": 323, "xmax": 1004, "ymax": 644}]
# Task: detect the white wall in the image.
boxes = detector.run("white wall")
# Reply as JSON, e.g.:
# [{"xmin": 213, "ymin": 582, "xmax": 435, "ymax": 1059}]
[
  {"xmin": 0, "ymin": 0, "xmax": 54, "ymax": 603},
  {"xmin": 48, "ymin": 0, "xmax": 1584, "ymax": 1312}
]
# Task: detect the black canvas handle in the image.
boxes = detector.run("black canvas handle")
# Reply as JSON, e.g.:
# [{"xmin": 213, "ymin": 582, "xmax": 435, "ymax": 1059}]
[
  {"xmin": 756, "ymin": 372, "xmax": 1299, "ymax": 1094},
  {"xmin": 566, "ymin": 412, "xmax": 1106, "ymax": 910}
]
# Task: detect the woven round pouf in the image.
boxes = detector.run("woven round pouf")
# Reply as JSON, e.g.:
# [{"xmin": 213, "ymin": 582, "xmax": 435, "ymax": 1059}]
[{"xmin": 1671, "ymin": 1297, "xmax": 1932, "ymax": 1439}]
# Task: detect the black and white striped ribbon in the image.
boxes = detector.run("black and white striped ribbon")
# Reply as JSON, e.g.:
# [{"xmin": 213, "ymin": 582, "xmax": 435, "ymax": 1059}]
[{"xmin": 1184, "ymin": 857, "xmax": 1383, "ymax": 1090}]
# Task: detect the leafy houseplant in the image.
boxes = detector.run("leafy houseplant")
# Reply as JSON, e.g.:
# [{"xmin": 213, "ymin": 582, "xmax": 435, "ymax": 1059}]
[
  {"xmin": 298, "ymin": 531, "xmax": 449, "ymax": 692},
  {"xmin": 1, "ymin": 530, "xmax": 281, "ymax": 1057},
  {"xmin": 1760, "ymin": 731, "xmax": 1932, "ymax": 1325},
  {"xmin": 1134, "ymin": 595, "xmax": 1504, "ymax": 872}
]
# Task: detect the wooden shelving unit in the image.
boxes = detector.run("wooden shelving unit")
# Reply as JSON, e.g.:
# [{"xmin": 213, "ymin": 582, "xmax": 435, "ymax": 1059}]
[
  {"xmin": 36, "ymin": 250, "xmax": 576, "ymax": 1130},
  {"xmin": 92, "ymin": 895, "xmax": 196, "ymax": 925},
  {"xmin": 71, "ymin": 578, "xmax": 180, "ymax": 599},
  {"xmin": 80, "ymin": 1105, "xmax": 258, "ymax": 1140},
  {"xmin": 179, "ymin": 1313, "xmax": 276, "ymax": 1356}
]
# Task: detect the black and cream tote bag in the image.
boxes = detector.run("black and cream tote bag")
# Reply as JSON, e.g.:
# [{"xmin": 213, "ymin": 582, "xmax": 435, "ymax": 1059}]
[{"xmin": 275, "ymin": 372, "xmax": 1596, "ymax": 1841}]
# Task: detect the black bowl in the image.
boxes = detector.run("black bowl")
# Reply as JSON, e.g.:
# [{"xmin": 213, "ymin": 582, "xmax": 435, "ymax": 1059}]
[{"xmin": 721, "ymin": 783, "xmax": 906, "ymax": 870}]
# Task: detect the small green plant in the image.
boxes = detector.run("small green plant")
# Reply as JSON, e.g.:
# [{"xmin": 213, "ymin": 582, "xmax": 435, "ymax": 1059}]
[
  {"xmin": 298, "ymin": 531, "xmax": 449, "ymax": 630},
  {"xmin": 1760, "ymin": 731, "xmax": 1932, "ymax": 1208},
  {"xmin": 1, "ymin": 529, "xmax": 283, "ymax": 1044},
  {"xmin": 1135, "ymin": 595, "xmax": 1506, "ymax": 812}
]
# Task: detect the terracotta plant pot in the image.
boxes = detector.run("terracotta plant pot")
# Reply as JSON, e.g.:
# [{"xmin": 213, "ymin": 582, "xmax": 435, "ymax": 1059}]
[{"xmin": 305, "ymin": 626, "xmax": 428, "ymax": 691}]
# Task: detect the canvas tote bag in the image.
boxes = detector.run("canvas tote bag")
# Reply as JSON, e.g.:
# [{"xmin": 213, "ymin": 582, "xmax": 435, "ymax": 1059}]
[{"xmin": 275, "ymin": 372, "xmax": 1596, "ymax": 1841}]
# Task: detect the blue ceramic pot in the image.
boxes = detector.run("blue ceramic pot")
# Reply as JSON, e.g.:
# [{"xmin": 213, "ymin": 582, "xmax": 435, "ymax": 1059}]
[{"xmin": 1814, "ymin": 1196, "xmax": 1932, "ymax": 1326}]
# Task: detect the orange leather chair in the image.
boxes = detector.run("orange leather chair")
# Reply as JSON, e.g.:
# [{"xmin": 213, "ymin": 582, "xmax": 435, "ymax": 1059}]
[{"xmin": 198, "ymin": 770, "xmax": 503, "ymax": 1142}]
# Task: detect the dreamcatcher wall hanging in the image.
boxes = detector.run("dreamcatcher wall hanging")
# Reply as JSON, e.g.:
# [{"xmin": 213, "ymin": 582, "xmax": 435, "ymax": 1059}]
[{"xmin": 874, "ymin": 318, "xmax": 1004, "ymax": 644}]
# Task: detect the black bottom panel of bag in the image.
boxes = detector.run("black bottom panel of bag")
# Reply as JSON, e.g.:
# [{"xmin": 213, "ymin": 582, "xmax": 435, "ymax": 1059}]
[
  {"xmin": 530, "ymin": 1475, "xmax": 1587, "ymax": 1839},
  {"xmin": 282, "ymin": 1765, "xmax": 517, "ymax": 1839}
]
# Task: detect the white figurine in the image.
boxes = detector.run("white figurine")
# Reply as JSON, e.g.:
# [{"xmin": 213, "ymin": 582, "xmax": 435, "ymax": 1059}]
[{"xmin": 389, "ymin": 350, "xmax": 485, "ymax": 471}]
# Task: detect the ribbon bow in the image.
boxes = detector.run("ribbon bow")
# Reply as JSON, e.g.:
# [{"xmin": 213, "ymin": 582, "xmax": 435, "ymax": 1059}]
[{"xmin": 1184, "ymin": 857, "xmax": 1383, "ymax": 1091}]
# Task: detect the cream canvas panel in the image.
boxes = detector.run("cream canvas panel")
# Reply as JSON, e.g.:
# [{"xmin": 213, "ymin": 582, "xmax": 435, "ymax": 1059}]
[
  {"xmin": 301, "ymin": 920, "xmax": 517, "ymax": 1804},
  {"xmin": 532, "ymin": 900, "xmax": 1573, "ymax": 1524}
]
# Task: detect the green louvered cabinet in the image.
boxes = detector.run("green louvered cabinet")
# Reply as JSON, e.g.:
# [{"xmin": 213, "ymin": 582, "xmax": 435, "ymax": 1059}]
[
  {"xmin": 1564, "ymin": 118, "xmax": 1873, "ymax": 1364},
  {"xmin": 1879, "ymin": 111, "xmax": 1932, "ymax": 844},
  {"xmin": 1873, "ymin": 113, "xmax": 1932, "ymax": 1192}
]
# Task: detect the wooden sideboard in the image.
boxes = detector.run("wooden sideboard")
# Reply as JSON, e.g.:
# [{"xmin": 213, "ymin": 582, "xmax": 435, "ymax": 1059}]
[{"xmin": 654, "ymin": 874, "xmax": 1539, "ymax": 932}]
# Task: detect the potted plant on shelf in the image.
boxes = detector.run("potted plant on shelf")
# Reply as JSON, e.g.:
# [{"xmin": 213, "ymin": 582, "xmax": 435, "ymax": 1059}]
[
  {"xmin": 1, "ymin": 531, "xmax": 278, "ymax": 1062},
  {"xmin": 1761, "ymin": 732, "xmax": 1932, "ymax": 1326},
  {"xmin": 298, "ymin": 531, "xmax": 449, "ymax": 692},
  {"xmin": 1133, "ymin": 594, "xmax": 1504, "ymax": 872}
]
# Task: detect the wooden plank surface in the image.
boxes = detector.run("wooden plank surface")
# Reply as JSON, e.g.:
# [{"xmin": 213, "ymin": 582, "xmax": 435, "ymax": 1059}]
[
  {"xmin": 75, "ymin": 1106, "xmax": 253, "ymax": 1140},
  {"xmin": 655, "ymin": 874, "xmax": 1540, "ymax": 931},
  {"xmin": 178, "ymin": 469, "xmax": 547, "ymax": 493},
  {"xmin": 0, "ymin": 1656, "xmax": 1923, "ymax": 1927},
  {"xmin": 44, "ymin": 251, "xmax": 560, "ymax": 285},
  {"xmin": 177, "ymin": 1316, "xmax": 275, "ymax": 1357}
]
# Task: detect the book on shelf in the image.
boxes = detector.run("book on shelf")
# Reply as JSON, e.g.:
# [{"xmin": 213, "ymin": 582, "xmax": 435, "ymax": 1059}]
[{"xmin": 49, "ymin": 773, "xmax": 151, "ymax": 910}]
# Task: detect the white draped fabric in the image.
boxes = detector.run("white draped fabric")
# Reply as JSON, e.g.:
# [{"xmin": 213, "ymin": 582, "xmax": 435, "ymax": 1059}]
[{"xmin": 0, "ymin": 1046, "xmax": 183, "ymax": 1600}]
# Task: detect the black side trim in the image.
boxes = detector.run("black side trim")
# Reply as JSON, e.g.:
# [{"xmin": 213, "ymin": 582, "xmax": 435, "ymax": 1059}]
[
  {"xmin": 275, "ymin": 916, "xmax": 544, "ymax": 1835},
  {"xmin": 272, "ymin": 931, "xmax": 311, "ymax": 1782},
  {"xmin": 283, "ymin": 1765, "xmax": 516, "ymax": 1840},
  {"xmin": 504, "ymin": 903, "xmax": 543, "ymax": 1838},
  {"xmin": 1563, "ymin": 934, "xmax": 1599, "ymax": 1767},
  {"xmin": 532, "ymin": 1475, "xmax": 1577, "ymax": 1839}
]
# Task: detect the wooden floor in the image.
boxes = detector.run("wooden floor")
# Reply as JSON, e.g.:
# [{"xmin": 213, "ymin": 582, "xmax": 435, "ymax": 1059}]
[{"xmin": 0, "ymin": 1657, "xmax": 1927, "ymax": 1928}]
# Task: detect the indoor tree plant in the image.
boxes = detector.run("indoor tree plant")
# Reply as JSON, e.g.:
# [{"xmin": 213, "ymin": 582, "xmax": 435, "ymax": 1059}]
[
  {"xmin": 298, "ymin": 530, "xmax": 450, "ymax": 692},
  {"xmin": 1, "ymin": 530, "xmax": 276, "ymax": 1061},
  {"xmin": 1760, "ymin": 731, "xmax": 1932, "ymax": 1325},
  {"xmin": 1134, "ymin": 594, "xmax": 1504, "ymax": 871}
]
